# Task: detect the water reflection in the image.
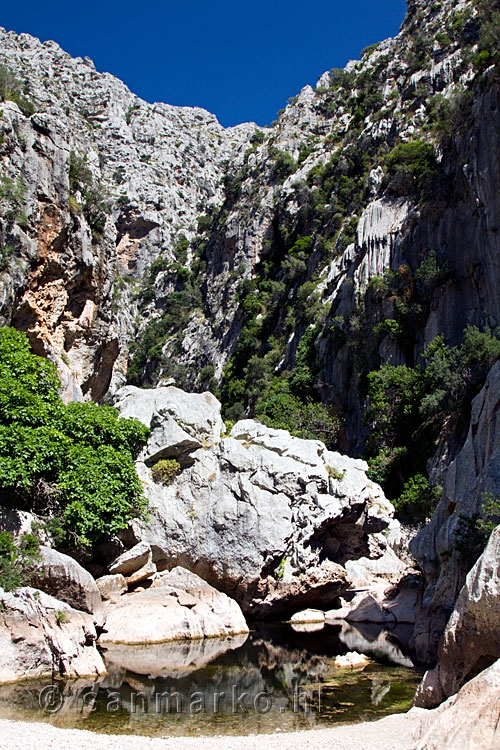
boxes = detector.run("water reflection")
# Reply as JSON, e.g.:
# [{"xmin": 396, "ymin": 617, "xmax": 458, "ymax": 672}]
[{"xmin": 0, "ymin": 623, "xmax": 421, "ymax": 736}]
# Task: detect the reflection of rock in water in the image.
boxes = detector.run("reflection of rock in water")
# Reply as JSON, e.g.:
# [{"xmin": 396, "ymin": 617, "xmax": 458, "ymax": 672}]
[
  {"xmin": 291, "ymin": 622, "xmax": 325, "ymax": 634},
  {"xmin": 0, "ymin": 625, "xmax": 420, "ymax": 735},
  {"xmin": 337, "ymin": 622, "xmax": 415, "ymax": 667},
  {"xmin": 371, "ymin": 680, "xmax": 391, "ymax": 706},
  {"xmin": 102, "ymin": 633, "xmax": 248, "ymax": 678},
  {"xmin": 0, "ymin": 677, "xmax": 102, "ymax": 719}
]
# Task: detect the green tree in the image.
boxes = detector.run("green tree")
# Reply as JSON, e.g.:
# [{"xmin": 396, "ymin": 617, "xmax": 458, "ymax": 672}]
[{"xmin": 0, "ymin": 327, "xmax": 149, "ymax": 547}]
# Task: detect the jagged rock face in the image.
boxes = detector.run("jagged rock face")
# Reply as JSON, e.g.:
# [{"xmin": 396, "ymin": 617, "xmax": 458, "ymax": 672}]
[
  {"xmin": 414, "ymin": 524, "xmax": 500, "ymax": 709},
  {"xmin": 411, "ymin": 362, "xmax": 500, "ymax": 663},
  {"xmin": 1, "ymin": 0, "xmax": 497, "ymax": 432},
  {"xmin": 0, "ymin": 586, "xmax": 105, "ymax": 682},
  {"xmin": 113, "ymin": 385, "xmax": 395, "ymax": 617},
  {"xmin": 0, "ymin": 27, "xmax": 253, "ymax": 400}
]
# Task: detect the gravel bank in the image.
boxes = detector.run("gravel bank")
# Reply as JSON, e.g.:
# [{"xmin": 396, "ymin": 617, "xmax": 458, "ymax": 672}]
[{"xmin": 0, "ymin": 712, "xmax": 425, "ymax": 750}]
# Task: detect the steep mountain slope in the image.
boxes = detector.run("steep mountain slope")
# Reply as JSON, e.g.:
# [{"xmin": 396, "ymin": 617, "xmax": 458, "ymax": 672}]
[
  {"xmin": 1, "ymin": 0, "xmax": 500, "ymax": 662},
  {"xmin": 0, "ymin": 29, "xmax": 253, "ymax": 399}
]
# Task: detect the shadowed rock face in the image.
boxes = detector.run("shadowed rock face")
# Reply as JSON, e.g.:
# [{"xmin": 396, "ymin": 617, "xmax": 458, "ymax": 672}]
[
  {"xmin": 414, "ymin": 525, "xmax": 500, "ymax": 710},
  {"xmin": 112, "ymin": 386, "xmax": 395, "ymax": 618},
  {"xmin": 31, "ymin": 546, "xmax": 103, "ymax": 616},
  {"xmin": 411, "ymin": 362, "xmax": 500, "ymax": 664}
]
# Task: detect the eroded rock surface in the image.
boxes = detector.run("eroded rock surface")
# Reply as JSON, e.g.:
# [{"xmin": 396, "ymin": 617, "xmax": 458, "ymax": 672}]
[
  {"xmin": 411, "ymin": 362, "xmax": 500, "ymax": 663},
  {"xmin": 415, "ymin": 659, "xmax": 500, "ymax": 750},
  {"xmin": 0, "ymin": 587, "xmax": 105, "ymax": 682},
  {"xmin": 113, "ymin": 386, "xmax": 395, "ymax": 617}
]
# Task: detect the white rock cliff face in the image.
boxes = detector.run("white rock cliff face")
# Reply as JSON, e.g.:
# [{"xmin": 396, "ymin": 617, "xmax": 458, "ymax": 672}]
[
  {"xmin": 0, "ymin": 26, "xmax": 254, "ymax": 399},
  {"xmin": 1, "ymin": 0, "xmax": 495, "ymax": 421}
]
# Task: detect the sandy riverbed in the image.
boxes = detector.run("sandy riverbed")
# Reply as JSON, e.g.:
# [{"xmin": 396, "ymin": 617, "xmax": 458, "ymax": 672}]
[{"xmin": 0, "ymin": 711, "xmax": 426, "ymax": 750}]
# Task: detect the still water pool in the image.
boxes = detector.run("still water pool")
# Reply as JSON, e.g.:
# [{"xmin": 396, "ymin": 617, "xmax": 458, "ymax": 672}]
[{"xmin": 0, "ymin": 622, "xmax": 422, "ymax": 736}]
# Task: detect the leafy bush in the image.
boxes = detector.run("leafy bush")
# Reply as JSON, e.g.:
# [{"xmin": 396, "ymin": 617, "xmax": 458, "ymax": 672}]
[
  {"xmin": 151, "ymin": 458, "xmax": 181, "ymax": 485},
  {"xmin": 365, "ymin": 326, "xmax": 500, "ymax": 514},
  {"xmin": 326, "ymin": 466, "xmax": 345, "ymax": 481},
  {"xmin": 68, "ymin": 152, "xmax": 108, "ymax": 237},
  {"xmin": 250, "ymin": 129, "xmax": 266, "ymax": 145},
  {"xmin": 385, "ymin": 140, "xmax": 439, "ymax": 196},
  {"xmin": 0, "ymin": 327, "xmax": 149, "ymax": 547},
  {"xmin": 255, "ymin": 377, "xmax": 340, "ymax": 448},
  {"xmin": 0, "ymin": 530, "xmax": 40, "ymax": 592},
  {"xmin": 269, "ymin": 148, "xmax": 297, "ymax": 182},
  {"xmin": 393, "ymin": 474, "xmax": 440, "ymax": 523},
  {"xmin": 0, "ymin": 175, "xmax": 27, "ymax": 228}
]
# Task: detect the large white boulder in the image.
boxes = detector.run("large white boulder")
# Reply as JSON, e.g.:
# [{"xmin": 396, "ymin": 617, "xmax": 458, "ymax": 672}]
[
  {"xmin": 113, "ymin": 386, "xmax": 396, "ymax": 618},
  {"xmin": 99, "ymin": 566, "xmax": 248, "ymax": 645},
  {"xmin": 113, "ymin": 385, "xmax": 224, "ymax": 462}
]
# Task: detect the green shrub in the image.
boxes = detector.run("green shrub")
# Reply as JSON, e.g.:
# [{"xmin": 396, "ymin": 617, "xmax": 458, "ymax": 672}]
[
  {"xmin": 269, "ymin": 148, "xmax": 297, "ymax": 182},
  {"xmin": 56, "ymin": 610, "xmax": 69, "ymax": 625},
  {"xmin": 0, "ymin": 175, "xmax": 27, "ymax": 228},
  {"xmin": 435, "ymin": 32, "xmax": 452, "ymax": 48},
  {"xmin": 393, "ymin": 474, "xmax": 440, "ymax": 523},
  {"xmin": 0, "ymin": 327, "xmax": 149, "ymax": 548},
  {"xmin": 68, "ymin": 152, "xmax": 108, "ymax": 237},
  {"xmin": 0, "ymin": 64, "xmax": 35, "ymax": 116},
  {"xmin": 454, "ymin": 492, "xmax": 500, "ymax": 568},
  {"xmin": 385, "ymin": 140, "xmax": 439, "ymax": 197},
  {"xmin": 326, "ymin": 466, "xmax": 345, "ymax": 481},
  {"xmin": 0, "ymin": 530, "xmax": 40, "ymax": 592},
  {"xmin": 250, "ymin": 129, "xmax": 266, "ymax": 145},
  {"xmin": 255, "ymin": 377, "xmax": 340, "ymax": 448},
  {"xmin": 151, "ymin": 458, "xmax": 181, "ymax": 485}
]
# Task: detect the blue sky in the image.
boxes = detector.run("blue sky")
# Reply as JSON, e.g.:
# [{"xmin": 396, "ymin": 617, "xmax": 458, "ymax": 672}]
[{"xmin": 2, "ymin": 1, "xmax": 407, "ymax": 127}]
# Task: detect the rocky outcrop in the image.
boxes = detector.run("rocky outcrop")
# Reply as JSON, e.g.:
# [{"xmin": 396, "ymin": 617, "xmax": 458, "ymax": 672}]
[
  {"xmin": 108, "ymin": 540, "xmax": 152, "ymax": 576},
  {"xmin": 411, "ymin": 362, "xmax": 500, "ymax": 663},
  {"xmin": 98, "ymin": 566, "xmax": 248, "ymax": 645},
  {"xmin": 329, "ymin": 574, "xmax": 421, "ymax": 627},
  {"xmin": 113, "ymin": 385, "xmax": 395, "ymax": 617},
  {"xmin": 0, "ymin": 587, "xmax": 105, "ymax": 682},
  {"xmin": 414, "ymin": 524, "xmax": 500, "ymax": 709},
  {"xmin": 113, "ymin": 385, "xmax": 223, "ymax": 461},
  {"xmin": 32, "ymin": 546, "xmax": 103, "ymax": 616},
  {"xmin": 414, "ymin": 659, "xmax": 500, "ymax": 750}
]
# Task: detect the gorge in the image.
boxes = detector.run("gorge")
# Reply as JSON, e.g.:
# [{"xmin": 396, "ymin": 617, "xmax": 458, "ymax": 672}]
[{"xmin": 0, "ymin": 0, "xmax": 500, "ymax": 747}]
